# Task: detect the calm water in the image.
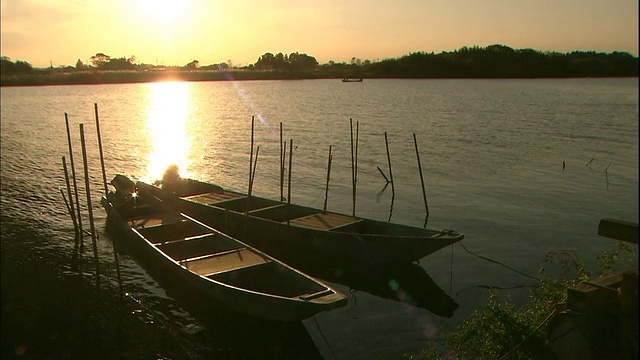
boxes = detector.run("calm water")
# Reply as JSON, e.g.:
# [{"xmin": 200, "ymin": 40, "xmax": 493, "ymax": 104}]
[{"xmin": 1, "ymin": 78, "xmax": 638, "ymax": 359}]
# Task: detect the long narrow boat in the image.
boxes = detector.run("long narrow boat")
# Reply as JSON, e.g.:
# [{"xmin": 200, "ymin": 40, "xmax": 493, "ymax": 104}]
[
  {"xmin": 102, "ymin": 175, "xmax": 348, "ymax": 322},
  {"xmin": 136, "ymin": 176, "xmax": 464, "ymax": 268}
]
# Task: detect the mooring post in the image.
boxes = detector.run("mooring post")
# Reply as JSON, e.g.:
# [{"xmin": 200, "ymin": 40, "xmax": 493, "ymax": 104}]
[
  {"xmin": 384, "ymin": 131, "xmax": 395, "ymax": 195},
  {"xmin": 62, "ymin": 156, "xmax": 80, "ymax": 250},
  {"xmin": 79, "ymin": 123, "xmax": 100, "ymax": 292},
  {"xmin": 250, "ymin": 146, "xmax": 260, "ymax": 195},
  {"xmin": 287, "ymin": 139, "xmax": 293, "ymax": 229},
  {"xmin": 65, "ymin": 113, "xmax": 84, "ymax": 250},
  {"xmin": 413, "ymin": 133, "xmax": 429, "ymax": 225},
  {"xmin": 94, "ymin": 103, "xmax": 109, "ymax": 195},
  {"xmin": 280, "ymin": 122, "xmax": 285, "ymax": 201},
  {"xmin": 350, "ymin": 119, "xmax": 359, "ymax": 216},
  {"xmin": 245, "ymin": 116, "xmax": 255, "ymax": 239},
  {"xmin": 323, "ymin": 145, "xmax": 333, "ymax": 212}
]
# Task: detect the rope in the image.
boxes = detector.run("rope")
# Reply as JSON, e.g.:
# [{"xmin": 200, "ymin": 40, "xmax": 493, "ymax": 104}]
[{"xmin": 458, "ymin": 241, "xmax": 542, "ymax": 282}]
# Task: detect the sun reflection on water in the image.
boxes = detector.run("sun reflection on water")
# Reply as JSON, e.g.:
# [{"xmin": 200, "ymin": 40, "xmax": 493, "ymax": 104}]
[{"xmin": 142, "ymin": 81, "xmax": 194, "ymax": 182}]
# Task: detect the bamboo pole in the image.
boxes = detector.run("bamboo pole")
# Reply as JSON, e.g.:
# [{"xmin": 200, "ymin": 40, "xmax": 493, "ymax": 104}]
[
  {"xmin": 65, "ymin": 113, "xmax": 84, "ymax": 250},
  {"xmin": 250, "ymin": 146, "xmax": 260, "ymax": 195},
  {"xmin": 413, "ymin": 133, "xmax": 429, "ymax": 225},
  {"xmin": 287, "ymin": 139, "xmax": 293, "ymax": 228},
  {"xmin": 280, "ymin": 122, "xmax": 284, "ymax": 201},
  {"xmin": 62, "ymin": 156, "xmax": 79, "ymax": 250},
  {"xmin": 79, "ymin": 123, "xmax": 100, "ymax": 291},
  {"xmin": 384, "ymin": 132, "xmax": 395, "ymax": 195},
  {"xmin": 248, "ymin": 116, "xmax": 255, "ymax": 210},
  {"xmin": 350, "ymin": 119, "xmax": 356, "ymax": 216},
  {"xmin": 281, "ymin": 141, "xmax": 287, "ymax": 201},
  {"xmin": 245, "ymin": 116, "xmax": 255, "ymax": 239},
  {"xmin": 323, "ymin": 145, "xmax": 333, "ymax": 212},
  {"xmin": 94, "ymin": 103, "xmax": 109, "ymax": 195}
]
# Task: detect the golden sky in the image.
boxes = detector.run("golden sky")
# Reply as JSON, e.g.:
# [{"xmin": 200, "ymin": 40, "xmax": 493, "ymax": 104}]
[{"xmin": 1, "ymin": 0, "xmax": 638, "ymax": 68}]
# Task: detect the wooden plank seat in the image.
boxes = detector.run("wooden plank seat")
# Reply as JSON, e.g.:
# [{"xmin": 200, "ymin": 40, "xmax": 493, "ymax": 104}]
[
  {"xmin": 182, "ymin": 191, "xmax": 245, "ymax": 205},
  {"xmin": 181, "ymin": 248, "xmax": 270, "ymax": 277},
  {"xmin": 287, "ymin": 212, "xmax": 363, "ymax": 230},
  {"xmin": 156, "ymin": 234, "xmax": 242, "ymax": 261},
  {"xmin": 127, "ymin": 212, "xmax": 184, "ymax": 229}
]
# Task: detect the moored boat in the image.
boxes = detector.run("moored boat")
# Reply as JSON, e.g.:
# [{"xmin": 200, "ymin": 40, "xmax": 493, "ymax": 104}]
[
  {"xmin": 102, "ymin": 175, "xmax": 348, "ymax": 322},
  {"xmin": 136, "ymin": 175, "xmax": 464, "ymax": 269},
  {"xmin": 342, "ymin": 78, "xmax": 363, "ymax": 82}
]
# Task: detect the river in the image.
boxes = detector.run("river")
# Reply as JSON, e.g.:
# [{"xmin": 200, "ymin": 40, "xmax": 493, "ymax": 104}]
[{"xmin": 1, "ymin": 78, "xmax": 637, "ymax": 359}]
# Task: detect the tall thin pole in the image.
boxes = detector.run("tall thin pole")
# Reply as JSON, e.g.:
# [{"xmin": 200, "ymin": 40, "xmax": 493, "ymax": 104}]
[
  {"xmin": 323, "ymin": 145, "xmax": 333, "ymax": 212},
  {"xmin": 350, "ymin": 119, "xmax": 356, "ymax": 216},
  {"xmin": 65, "ymin": 113, "xmax": 84, "ymax": 250},
  {"xmin": 287, "ymin": 139, "xmax": 293, "ymax": 228},
  {"xmin": 280, "ymin": 122, "xmax": 284, "ymax": 201},
  {"xmin": 250, "ymin": 146, "xmax": 260, "ymax": 195},
  {"xmin": 62, "ymin": 156, "xmax": 79, "ymax": 252},
  {"xmin": 247, "ymin": 116, "xmax": 255, "ymax": 212},
  {"xmin": 80, "ymin": 123, "xmax": 100, "ymax": 291},
  {"xmin": 94, "ymin": 103, "xmax": 108, "ymax": 195},
  {"xmin": 281, "ymin": 141, "xmax": 287, "ymax": 201},
  {"xmin": 245, "ymin": 117, "xmax": 255, "ymax": 239},
  {"xmin": 413, "ymin": 133, "xmax": 429, "ymax": 225},
  {"xmin": 384, "ymin": 131, "xmax": 395, "ymax": 195}
]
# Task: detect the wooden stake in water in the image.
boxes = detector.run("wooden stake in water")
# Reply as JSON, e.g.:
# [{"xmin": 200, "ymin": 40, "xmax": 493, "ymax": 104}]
[
  {"xmin": 280, "ymin": 122, "xmax": 285, "ymax": 201},
  {"xmin": 250, "ymin": 146, "xmax": 260, "ymax": 195},
  {"xmin": 248, "ymin": 116, "xmax": 255, "ymax": 210},
  {"xmin": 245, "ymin": 116, "xmax": 255, "ymax": 239},
  {"xmin": 287, "ymin": 139, "xmax": 293, "ymax": 228},
  {"xmin": 323, "ymin": 145, "xmax": 333, "ymax": 212},
  {"xmin": 62, "ymin": 156, "xmax": 80, "ymax": 252},
  {"xmin": 65, "ymin": 113, "xmax": 84, "ymax": 250},
  {"xmin": 413, "ymin": 133, "xmax": 429, "ymax": 225},
  {"xmin": 94, "ymin": 103, "xmax": 108, "ymax": 195},
  {"xmin": 350, "ymin": 119, "xmax": 359, "ymax": 216},
  {"xmin": 79, "ymin": 123, "xmax": 100, "ymax": 291},
  {"xmin": 384, "ymin": 132, "xmax": 395, "ymax": 195}
]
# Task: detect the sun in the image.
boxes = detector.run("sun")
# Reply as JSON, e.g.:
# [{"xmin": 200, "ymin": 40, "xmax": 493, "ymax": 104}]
[{"xmin": 135, "ymin": 0, "xmax": 190, "ymax": 22}]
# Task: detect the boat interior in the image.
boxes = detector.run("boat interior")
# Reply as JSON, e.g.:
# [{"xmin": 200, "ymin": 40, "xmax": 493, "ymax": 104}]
[{"xmin": 114, "ymin": 202, "xmax": 329, "ymax": 299}]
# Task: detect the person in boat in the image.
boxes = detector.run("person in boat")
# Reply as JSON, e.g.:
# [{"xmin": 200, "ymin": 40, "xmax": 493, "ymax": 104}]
[
  {"xmin": 161, "ymin": 163, "xmax": 181, "ymax": 195},
  {"xmin": 111, "ymin": 174, "xmax": 136, "ymax": 202}
]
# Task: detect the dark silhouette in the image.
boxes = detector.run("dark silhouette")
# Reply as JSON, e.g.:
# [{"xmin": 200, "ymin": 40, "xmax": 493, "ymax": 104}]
[{"xmin": 1, "ymin": 44, "xmax": 637, "ymax": 86}]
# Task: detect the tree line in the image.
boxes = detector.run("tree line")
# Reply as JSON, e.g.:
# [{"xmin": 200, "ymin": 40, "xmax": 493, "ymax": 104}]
[{"xmin": 1, "ymin": 44, "xmax": 637, "ymax": 79}]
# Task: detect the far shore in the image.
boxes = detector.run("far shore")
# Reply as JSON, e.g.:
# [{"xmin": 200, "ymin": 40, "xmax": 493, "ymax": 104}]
[{"xmin": 2, "ymin": 69, "xmax": 636, "ymax": 87}]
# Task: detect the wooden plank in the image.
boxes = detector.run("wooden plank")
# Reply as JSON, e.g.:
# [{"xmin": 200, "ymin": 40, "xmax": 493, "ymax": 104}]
[
  {"xmin": 183, "ymin": 191, "xmax": 245, "ymax": 205},
  {"xmin": 183, "ymin": 248, "xmax": 269, "ymax": 276},
  {"xmin": 288, "ymin": 212, "xmax": 362, "ymax": 230},
  {"xmin": 128, "ymin": 214, "xmax": 184, "ymax": 229}
]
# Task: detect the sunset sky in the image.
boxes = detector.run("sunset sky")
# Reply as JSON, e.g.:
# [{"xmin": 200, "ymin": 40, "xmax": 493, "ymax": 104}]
[{"xmin": 1, "ymin": 0, "xmax": 638, "ymax": 68}]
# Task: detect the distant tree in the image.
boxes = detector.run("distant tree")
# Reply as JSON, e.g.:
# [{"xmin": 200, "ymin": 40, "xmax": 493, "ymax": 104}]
[
  {"xmin": 184, "ymin": 60, "xmax": 199, "ymax": 70},
  {"xmin": 254, "ymin": 51, "xmax": 318, "ymax": 70},
  {"xmin": 90, "ymin": 53, "xmax": 111, "ymax": 68},
  {"xmin": 1, "ymin": 56, "xmax": 33, "ymax": 74},
  {"xmin": 100, "ymin": 57, "xmax": 135, "ymax": 70},
  {"xmin": 75, "ymin": 58, "xmax": 85, "ymax": 70}
]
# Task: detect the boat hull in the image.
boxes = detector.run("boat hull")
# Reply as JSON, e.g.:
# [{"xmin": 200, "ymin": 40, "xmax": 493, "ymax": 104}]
[
  {"xmin": 101, "ymin": 192, "xmax": 347, "ymax": 322},
  {"xmin": 136, "ymin": 179, "xmax": 463, "ymax": 268}
]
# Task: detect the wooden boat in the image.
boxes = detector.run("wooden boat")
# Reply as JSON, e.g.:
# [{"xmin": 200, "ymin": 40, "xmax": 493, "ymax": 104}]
[
  {"xmin": 136, "ymin": 176, "xmax": 464, "ymax": 268},
  {"xmin": 101, "ymin": 175, "xmax": 348, "ymax": 322},
  {"xmin": 342, "ymin": 78, "xmax": 363, "ymax": 82}
]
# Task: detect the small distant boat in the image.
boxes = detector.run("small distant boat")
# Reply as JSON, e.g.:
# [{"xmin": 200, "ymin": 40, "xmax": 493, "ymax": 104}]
[
  {"xmin": 102, "ymin": 175, "xmax": 348, "ymax": 322},
  {"xmin": 342, "ymin": 78, "xmax": 363, "ymax": 82},
  {"xmin": 136, "ymin": 176, "xmax": 464, "ymax": 268}
]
